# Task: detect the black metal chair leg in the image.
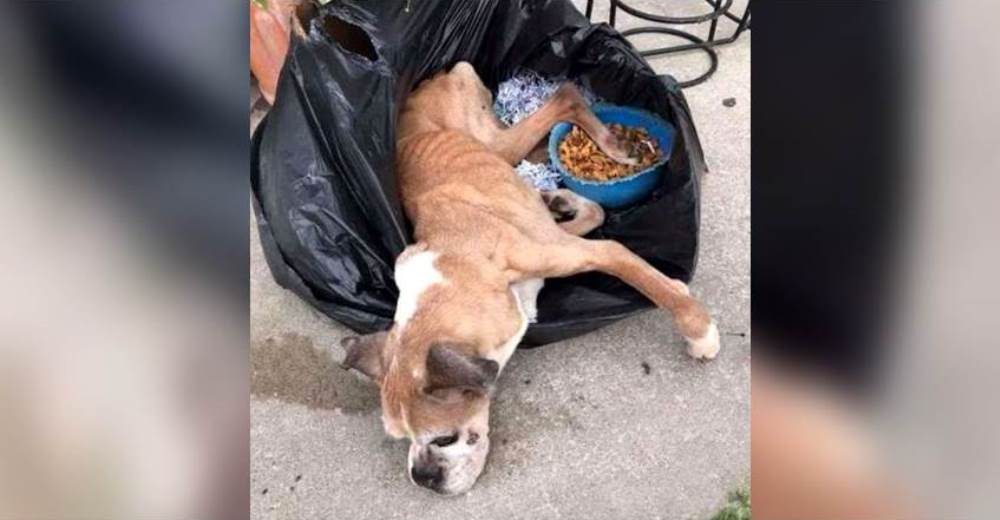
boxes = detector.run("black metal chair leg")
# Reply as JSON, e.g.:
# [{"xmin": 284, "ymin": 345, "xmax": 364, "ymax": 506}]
[
  {"xmin": 708, "ymin": 0, "xmax": 721, "ymax": 41},
  {"xmin": 621, "ymin": 26, "xmax": 719, "ymax": 88},
  {"xmin": 600, "ymin": 0, "xmax": 751, "ymax": 88}
]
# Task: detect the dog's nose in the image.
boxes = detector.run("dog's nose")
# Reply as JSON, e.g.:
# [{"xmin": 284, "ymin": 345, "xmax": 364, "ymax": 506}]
[{"xmin": 411, "ymin": 465, "xmax": 444, "ymax": 491}]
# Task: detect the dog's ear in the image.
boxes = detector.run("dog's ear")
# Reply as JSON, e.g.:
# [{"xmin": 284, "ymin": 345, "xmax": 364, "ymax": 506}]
[
  {"xmin": 424, "ymin": 343, "xmax": 499, "ymax": 395},
  {"xmin": 340, "ymin": 331, "xmax": 389, "ymax": 381}
]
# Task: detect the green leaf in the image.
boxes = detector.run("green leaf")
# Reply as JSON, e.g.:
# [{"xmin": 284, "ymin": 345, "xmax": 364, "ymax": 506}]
[{"xmin": 252, "ymin": 0, "xmax": 268, "ymax": 9}]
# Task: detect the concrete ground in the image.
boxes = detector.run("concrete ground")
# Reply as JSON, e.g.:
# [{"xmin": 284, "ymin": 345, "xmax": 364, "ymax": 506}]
[{"xmin": 251, "ymin": 1, "xmax": 750, "ymax": 518}]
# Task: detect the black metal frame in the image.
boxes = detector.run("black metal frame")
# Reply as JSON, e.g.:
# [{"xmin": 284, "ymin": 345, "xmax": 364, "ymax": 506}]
[{"xmin": 585, "ymin": 0, "xmax": 751, "ymax": 88}]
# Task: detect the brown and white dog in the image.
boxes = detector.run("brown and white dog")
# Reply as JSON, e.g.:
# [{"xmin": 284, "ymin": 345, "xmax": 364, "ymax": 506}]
[{"xmin": 339, "ymin": 62, "xmax": 719, "ymax": 495}]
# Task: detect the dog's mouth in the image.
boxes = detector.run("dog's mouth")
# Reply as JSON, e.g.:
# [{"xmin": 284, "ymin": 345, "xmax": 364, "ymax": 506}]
[
  {"xmin": 409, "ymin": 466, "xmax": 472, "ymax": 496},
  {"xmin": 407, "ymin": 436, "xmax": 489, "ymax": 495}
]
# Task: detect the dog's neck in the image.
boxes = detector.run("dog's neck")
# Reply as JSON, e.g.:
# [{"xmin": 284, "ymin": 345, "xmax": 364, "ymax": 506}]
[
  {"xmin": 396, "ymin": 106, "xmax": 440, "ymax": 143},
  {"xmin": 392, "ymin": 249, "xmax": 519, "ymax": 353},
  {"xmin": 388, "ymin": 247, "xmax": 529, "ymax": 380}
]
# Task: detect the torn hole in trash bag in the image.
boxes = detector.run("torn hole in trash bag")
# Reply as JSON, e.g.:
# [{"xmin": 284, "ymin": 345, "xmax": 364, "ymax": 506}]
[
  {"xmin": 319, "ymin": 14, "xmax": 377, "ymax": 62},
  {"xmin": 294, "ymin": 1, "xmax": 319, "ymax": 32}
]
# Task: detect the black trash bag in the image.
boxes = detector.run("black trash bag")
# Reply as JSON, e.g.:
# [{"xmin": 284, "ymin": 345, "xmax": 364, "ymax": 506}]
[{"xmin": 251, "ymin": 0, "xmax": 707, "ymax": 346}]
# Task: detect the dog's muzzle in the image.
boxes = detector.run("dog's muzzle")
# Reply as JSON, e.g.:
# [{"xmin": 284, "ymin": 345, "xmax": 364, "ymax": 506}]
[{"xmin": 410, "ymin": 464, "xmax": 445, "ymax": 493}]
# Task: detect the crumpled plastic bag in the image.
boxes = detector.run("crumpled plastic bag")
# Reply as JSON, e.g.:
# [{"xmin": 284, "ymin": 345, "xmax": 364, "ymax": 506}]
[{"xmin": 251, "ymin": 0, "xmax": 707, "ymax": 346}]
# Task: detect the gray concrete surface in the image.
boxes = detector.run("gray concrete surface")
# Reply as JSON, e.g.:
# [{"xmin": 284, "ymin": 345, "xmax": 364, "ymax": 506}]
[{"xmin": 251, "ymin": 1, "xmax": 750, "ymax": 518}]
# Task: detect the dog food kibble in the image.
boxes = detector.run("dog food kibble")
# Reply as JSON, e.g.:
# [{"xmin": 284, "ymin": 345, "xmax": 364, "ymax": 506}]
[{"xmin": 558, "ymin": 124, "xmax": 661, "ymax": 181}]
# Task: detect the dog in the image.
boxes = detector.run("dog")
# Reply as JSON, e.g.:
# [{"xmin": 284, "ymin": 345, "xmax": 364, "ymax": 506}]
[{"xmin": 339, "ymin": 62, "xmax": 719, "ymax": 495}]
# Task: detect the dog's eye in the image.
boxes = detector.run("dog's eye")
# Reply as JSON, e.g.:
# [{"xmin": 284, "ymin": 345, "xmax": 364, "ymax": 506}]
[{"xmin": 431, "ymin": 434, "xmax": 458, "ymax": 447}]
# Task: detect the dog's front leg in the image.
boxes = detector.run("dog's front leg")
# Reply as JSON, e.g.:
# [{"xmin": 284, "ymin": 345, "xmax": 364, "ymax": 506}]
[
  {"xmin": 509, "ymin": 237, "xmax": 720, "ymax": 359},
  {"xmin": 492, "ymin": 84, "xmax": 634, "ymax": 165}
]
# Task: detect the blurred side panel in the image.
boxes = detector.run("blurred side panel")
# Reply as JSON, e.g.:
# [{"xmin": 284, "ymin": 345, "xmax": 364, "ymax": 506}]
[
  {"xmin": 0, "ymin": 2, "xmax": 249, "ymax": 519},
  {"xmin": 753, "ymin": 0, "xmax": 1000, "ymax": 518}
]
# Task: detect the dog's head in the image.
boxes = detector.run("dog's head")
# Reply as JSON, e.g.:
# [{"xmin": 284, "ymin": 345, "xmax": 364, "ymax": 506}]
[{"xmin": 339, "ymin": 331, "xmax": 499, "ymax": 495}]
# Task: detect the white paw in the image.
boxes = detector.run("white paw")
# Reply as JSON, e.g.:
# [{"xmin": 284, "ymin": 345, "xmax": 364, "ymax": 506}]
[{"xmin": 685, "ymin": 321, "xmax": 720, "ymax": 360}]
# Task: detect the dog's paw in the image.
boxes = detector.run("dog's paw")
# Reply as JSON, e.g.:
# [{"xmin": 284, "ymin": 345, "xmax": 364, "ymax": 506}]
[
  {"xmin": 599, "ymin": 134, "xmax": 639, "ymax": 166},
  {"xmin": 685, "ymin": 321, "xmax": 720, "ymax": 360},
  {"xmin": 542, "ymin": 193, "xmax": 577, "ymax": 222}
]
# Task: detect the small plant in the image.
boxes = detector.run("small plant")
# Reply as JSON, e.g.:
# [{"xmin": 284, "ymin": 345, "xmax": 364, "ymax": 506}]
[{"xmin": 710, "ymin": 488, "xmax": 751, "ymax": 520}]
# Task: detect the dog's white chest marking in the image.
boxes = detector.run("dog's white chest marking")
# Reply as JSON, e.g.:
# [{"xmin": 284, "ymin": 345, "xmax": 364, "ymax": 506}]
[
  {"xmin": 489, "ymin": 279, "xmax": 543, "ymax": 372},
  {"xmin": 514, "ymin": 278, "xmax": 544, "ymax": 324},
  {"xmin": 394, "ymin": 251, "xmax": 444, "ymax": 329}
]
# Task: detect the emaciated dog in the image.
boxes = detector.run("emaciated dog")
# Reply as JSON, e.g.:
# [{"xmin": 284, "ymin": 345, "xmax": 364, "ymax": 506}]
[{"xmin": 340, "ymin": 62, "xmax": 719, "ymax": 494}]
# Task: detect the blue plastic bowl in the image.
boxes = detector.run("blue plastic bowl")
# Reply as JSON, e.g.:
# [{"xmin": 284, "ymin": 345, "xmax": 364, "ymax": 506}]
[{"xmin": 548, "ymin": 104, "xmax": 675, "ymax": 209}]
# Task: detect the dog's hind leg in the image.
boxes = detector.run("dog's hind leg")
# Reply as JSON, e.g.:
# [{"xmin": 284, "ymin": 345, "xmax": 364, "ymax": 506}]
[
  {"xmin": 541, "ymin": 189, "xmax": 605, "ymax": 236},
  {"xmin": 508, "ymin": 237, "xmax": 719, "ymax": 359}
]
